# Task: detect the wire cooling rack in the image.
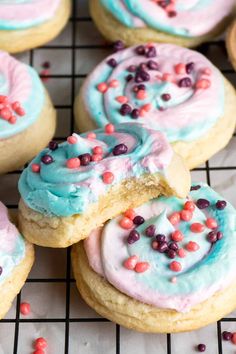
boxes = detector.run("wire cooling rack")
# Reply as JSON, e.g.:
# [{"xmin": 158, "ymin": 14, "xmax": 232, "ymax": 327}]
[{"xmin": 0, "ymin": 1, "xmax": 236, "ymax": 353}]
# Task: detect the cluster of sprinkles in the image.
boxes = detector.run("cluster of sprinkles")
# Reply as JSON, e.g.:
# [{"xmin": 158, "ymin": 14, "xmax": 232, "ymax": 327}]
[
  {"xmin": 0, "ymin": 95, "xmax": 25, "ymax": 124},
  {"xmin": 153, "ymin": 0, "xmax": 177, "ymax": 17},
  {"xmin": 122, "ymin": 184, "xmax": 227, "ymax": 277},
  {"xmin": 31, "ymin": 124, "xmax": 131, "ymax": 186},
  {"xmin": 96, "ymin": 43, "xmax": 212, "ymax": 120},
  {"xmin": 40, "ymin": 60, "xmax": 51, "ymax": 83}
]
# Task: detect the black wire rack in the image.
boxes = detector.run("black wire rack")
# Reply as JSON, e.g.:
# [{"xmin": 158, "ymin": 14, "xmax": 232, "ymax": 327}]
[{"xmin": 0, "ymin": 1, "xmax": 236, "ymax": 353}]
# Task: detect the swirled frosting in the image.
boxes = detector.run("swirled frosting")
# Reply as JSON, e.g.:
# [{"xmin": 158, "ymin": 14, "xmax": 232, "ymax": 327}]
[
  {"xmin": 100, "ymin": 0, "xmax": 235, "ymax": 37},
  {"xmin": 18, "ymin": 123, "xmax": 173, "ymax": 217},
  {"xmin": 0, "ymin": 202, "xmax": 25, "ymax": 284},
  {"xmin": 0, "ymin": 51, "xmax": 44, "ymax": 139},
  {"xmin": 82, "ymin": 43, "xmax": 225, "ymax": 142},
  {"xmin": 0, "ymin": 0, "xmax": 60, "ymax": 30},
  {"xmin": 84, "ymin": 183, "xmax": 236, "ymax": 312}
]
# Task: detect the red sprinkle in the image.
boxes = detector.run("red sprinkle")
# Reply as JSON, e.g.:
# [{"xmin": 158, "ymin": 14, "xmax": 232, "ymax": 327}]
[
  {"xmin": 162, "ymin": 73, "xmax": 175, "ymax": 83},
  {"xmin": 177, "ymin": 248, "xmax": 186, "ymax": 258},
  {"xmin": 105, "ymin": 123, "xmax": 115, "ymax": 134},
  {"xmin": 66, "ymin": 157, "xmax": 81, "ymax": 169},
  {"xmin": 203, "ymin": 68, "xmax": 212, "ymax": 76},
  {"xmin": 169, "ymin": 261, "xmax": 182, "ymax": 272},
  {"xmin": 231, "ymin": 333, "xmax": 236, "ymax": 345},
  {"xmin": 116, "ymin": 96, "xmax": 128, "ymax": 104},
  {"xmin": 15, "ymin": 106, "xmax": 25, "ymax": 116},
  {"xmin": 142, "ymin": 103, "xmax": 152, "ymax": 112},
  {"xmin": 102, "ymin": 171, "xmax": 114, "ymax": 184},
  {"xmin": 109, "ymin": 79, "xmax": 119, "ymax": 88},
  {"xmin": 124, "ymin": 208, "xmax": 136, "ymax": 220},
  {"xmin": 0, "ymin": 107, "xmax": 11, "ymax": 120},
  {"xmin": 67, "ymin": 135, "xmax": 77, "ymax": 144},
  {"xmin": 205, "ymin": 218, "xmax": 218, "ymax": 229},
  {"xmin": 87, "ymin": 132, "xmax": 96, "ymax": 139},
  {"xmin": 93, "ymin": 146, "xmax": 103, "ymax": 155},
  {"xmin": 196, "ymin": 79, "xmax": 211, "ymax": 89},
  {"xmin": 123, "ymin": 255, "xmax": 138, "ymax": 270},
  {"xmin": 20, "ymin": 302, "xmax": 31, "ymax": 315},
  {"xmin": 31, "ymin": 164, "xmax": 40, "ymax": 173},
  {"xmin": 92, "ymin": 154, "xmax": 103, "ymax": 162},
  {"xmin": 190, "ymin": 223, "xmax": 205, "ymax": 233},
  {"xmin": 186, "ymin": 241, "xmax": 200, "ymax": 252},
  {"xmin": 34, "ymin": 337, "xmax": 47, "ymax": 350},
  {"xmin": 97, "ymin": 82, "xmax": 108, "ymax": 93},
  {"xmin": 174, "ymin": 63, "xmax": 186, "ymax": 75},
  {"xmin": 168, "ymin": 212, "xmax": 180, "ymax": 225},
  {"xmin": 152, "ymin": 240, "xmax": 159, "ymax": 250},
  {"xmin": 135, "ymin": 262, "xmax": 150, "ymax": 273},
  {"xmin": 180, "ymin": 210, "xmax": 193, "ymax": 222},
  {"xmin": 119, "ymin": 217, "xmax": 133, "ymax": 229},
  {"xmin": 171, "ymin": 230, "xmax": 184, "ymax": 242},
  {"xmin": 184, "ymin": 201, "xmax": 195, "ymax": 212},
  {"xmin": 136, "ymin": 90, "xmax": 147, "ymax": 100},
  {"xmin": 9, "ymin": 115, "xmax": 17, "ymax": 124}
]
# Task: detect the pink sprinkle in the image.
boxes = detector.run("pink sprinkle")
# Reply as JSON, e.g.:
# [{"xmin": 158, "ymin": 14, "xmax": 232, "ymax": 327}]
[
  {"xmin": 0, "ymin": 107, "xmax": 11, "ymax": 120},
  {"xmin": 180, "ymin": 210, "xmax": 193, "ymax": 222},
  {"xmin": 93, "ymin": 146, "xmax": 103, "ymax": 155},
  {"xmin": 12, "ymin": 101, "xmax": 20, "ymax": 111},
  {"xmin": 195, "ymin": 79, "xmax": 211, "ymax": 89},
  {"xmin": 92, "ymin": 154, "xmax": 103, "ymax": 162},
  {"xmin": 231, "ymin": 333, "xmax": 236, "ymax": 345},
  {"xmin": 171, "ymin": 276, "xmax": 177, "ymax": 283},
  {"xmin": 97, "ymin": 82, "xmax": 108, "ymax": 93},
  {"xmin": 15, "ymin": 106, "xmax": 25, "ymax": 116},
  {"xmin": 34, "ymin": 337, "xmax": 47, "ymax": 350},
  {"xmin": 102, "ymin": 171, "xmax": 114, "ymax": 184},
  {"xmin": 135, "ymin": 262, "xmax": 150, "ymax": 273},
  {"xmin": 203, "ymin": 68, "xmax": 212, "ymax": 76},
  {"xmin": 0, "ymin": 95, "xmax": 8, "ymax": 104},
  {"xmin": 119, "ymin": 217, "xmax": 133, "ymax": 229},
  {"xmin": 9, "ymin": 115, "xmax": 17, "ymax": 124},
  {"xmin": 162, "ymin": 73, "xmax": 175, "ymax": 83},
  {"xmin": 139, "ymin": 109, "xmax": 146, "ymax": 117},
  {"xmin": 105, "ymin": 123, "xmax": 115, "ymax": 134},
  {"xmin": 190, "ymin": 223, "xmax": 205, "ymax": 233},
  {"xmin": 169, "ymin": 261, "xmax": 182, "ymax": 272},
  {"xmin": 166, "ymin": 3, "xmax": 175, "ymax": 12},
  {"xmin": 123, "ymin": 255, "xmax": 138, "ymax": 270},
  {"xmin": 67, "ymin": 135, "xmax": 77, "ymax": 144},
  {"xmin": 109, "ymin": 79, "xmax": 119, "ymax": 88},
  {"xmin": 142, "ymin": 103, "xmax": 152, "ymax": 112},
  {"xmin": 124, "ymin": 209, "xmax": 136, "ymax": 220},
  {"xmin": 87, "ymin": 132, "xmax": 96, "ymax": 139},
  {"xmin": 184, "ymin": 201, "xmax": 195, "ymax": 212},
  {"xmin": 66, "ymin": 158, "xmax": 81, "ymax": 169},
  {"xmin": 152, "ymin": 240, "xmax": 159, "ymax": 250},
  {"xmin": 136, "ymin": 90, "xmax": 147, "ymax": 100},
  {"xmin": 31, "ymin": 163, "xmax": 40, "ymax": 173},
  {"xmin": 205, "ymin": 218, "xmax": 218, "ymax": 229},
  {"xmin": 116, "ymin": 96, "xmax": 128, "ymax": 104},
  {"xmin": 171, "ymin": 230, "xmax": 184, "ymax": 242},
  {"xmin": 168, "ymin": 212, "xmax": 180, "ymax": 225},
  {"xmin": 186, "ymin": 241, "xmax": 200, "ymax": 252},
  {"xmin": 40, "ymin": 69, "xmax": 50, "ymax": 82},
  {"xmin": 177, "ymin": 248, "xmax": 186, "ymax": 258},
  {"xmin": 174, "ymin": 63, "xmax": 186, "ymax": 75},
  {"xmin": 20, "ymin": 302, "xmax": 31, "ymax": 315}
]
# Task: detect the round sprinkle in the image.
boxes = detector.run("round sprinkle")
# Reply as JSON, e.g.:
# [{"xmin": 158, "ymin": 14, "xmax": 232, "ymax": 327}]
[
  {"xmin": 41, "ymin": 154, "xmax": 53, "ymax": 165},
  {"xmin": 161, "ymin": 93, "xmax": 171, "ymax": 101},
  {"xmin": 133, "ymin": 215, "xmax": 145, "ymax": 225},
  {"xmin": 126, "ymin": 74, "xmax": 133, "ymax": 82},
  {"xmin": 180, "ymin": 210, "xmax": 193, "ymax": 222},
  {"xmin": 124, "ymin": 209, "xmax": 136, "ymax": 220},
  {"xmin": 34, "ymin": 337, "xmax": 47, "ymax": 350},
  {"xmin": 205, "ymin": 218, "xmax": 217, "ymax": 229},
  {"xmin": 152, "ymin": 240, "xmax": 159, "ymax": 250},
  {"xmin": 186, "ymin": 241, "xmax": 200, "ymax": 252},
  {"xmin": 105, "ymin": 123, "xmax": 115, "ymax": 134},
  {"xmin": 123, "ymin": 255, "xmax": 138, "ymax": 270},
  {"xmin": 135, "ymin": 262, "xmax": 150, "ymax": 273},
  {"xmin": 0, "ymin": 108, "xmax": 11, "ymax": 120},
  {"xmin": 49, "ymin": 140, "xmax": 58, "ymax": 150},
  {"xmin": 97, "ymin": 82, "xmax": 108, "ymax": 93},
  {"xmin": 87, "ymin": 132, "xmax": 96, "ymax": 139},
  {"xmin": 31, "ymin": 164, "xmax": 40, "ymax": 173},
  {"xmin": 113, "ymin": 40, "xmax": 125, "ymax": 52},
  {"xmin": 174, "ymin": 63, "xmax": 186, "ymax": 75},
  {"xmin": 186, "ymin": 62, "xmax": 194, "ymax": 74},
  {"xmin": 9, "ymin": 116, "xmax": 17, "ymax": 124},
  {"xmin": 216, "ymin": 200, "xmax": 227, "ymax": 210},
  {"xmin": 167, "ymin": 249, "xmax": 176, "ymax": 259},
  {"xmin": 135, "ymin": 45, "xmax": 145, "ymax": 55},
  {"xmin": 177, "ymin": 248, "xmax": 186, "ymax": 258},
  {"xmin": 184, "ymin": 201, "xmax": 195, "ymax": 212},
  {"xmin": 156, "ymin": 234, "xmax": 166, "ymax": 243},
  {"xmin": 93, "ymin": 146, "xmax": 103, "ymax": 155},
  {"xmin": 147, "ymin": 60, "xmax": 159, "ymax": 70},
  {"xmin": 127, "ymin": 229, "xmax": 140, "ymax": 244},
  {"xmin": 232, "ymin": 333, "xmax": 236, "ymax": 345},
  {"xmin": 92, "ymin": 154, "xmax": 103, "ymax": 162},
  {"xmin": 169, "ymin": 261, "xmax": 182, "ymax": 272},
  {"xmin": 207, "ymin": 231, "xmax": 217, "ymax": 243},
  {"xmin": 67, "ymin": 135, "xmax": 77, "ymax": 144},
  {"xmin": 196, "ymin": 79, "xmax": 211, "ymax": 89},
  {"xmin": 197, "ymin": 343, "xmax": 206, "ymax": 352},
  {"xmin": 162, "ymin": 73, "xmax": 174, "ymax": 82},
  {"xmin": 66, "ymin": 157, "xmax": 81, "ymax": 169},
  {"xmin": 131, "ymin": 109, "xmax": 139, "ymax": 119},
  {"xmin": 116, "ymin": 96, "xmax": 128, "ymax": 104},
  {"xmin": 107, "ymin": 58, "xmax": 117, "ymax": 67},
  {"xmin": 168, "ymin": 242, "xmax": 179, "ymax": 251},
  {"xmin": 168, "ymin": 212, "xmax": 180, "ymax": 225},
  {"xmin": 196, "ymin": 199, "xmax": 210, "ymax": 209},
  {"xmin": 178, "ymin": 77, "xmax": 192, "ymax": 88},
  {"xmin": 157, "ymin": 241, "xmax": 168, "ymax": 253},
  {"xmin": 217, "ymin": 231, "xmax": 223, "ymax": 240},
  {"xmin": 20, "ymin": 302, "xmax": 31, "ymax": 316},
  {"xmin": 113, "ymin": 143, "xmax": 128, "ymax": 156},
  {"xmin": 109, "ymin": 79, "xmax": 119, "ymax": 88},
  {"xmin": 102, "ymin": 171, "xmax": 114, "ymax": 184},
  {"xmin": 203, "ymin": 67, "xmax": 212, "ymax": 76},
  {"xmin": 145, "ymin": 224, "xmax": 156, "ymax": 237},
  {"xmin": 146, "ymin": 46, "xmax": 157, "ymax": 58},
  {"xmin": 171, "ymin": 230, "xmax": 184, "ymax": 242},
  {"xmin": 120, "ymin": 217, "xmax": 133, "ymax": 230},
  {"xmin": 120, "ymin": 103, "xmax": 132, "ymax": 116},
  {"xmin": 127, "ymin": 65, "xmax": 137, "ymax": 72},
  {"xmin": 78, "ymin": 153, "xmax": 91, "ymax": 166},
  {"xmin": 190, "ymin": 223, "xmax": 205, "ymax": 233},
  {"xmin": 136, "ymin": 90, "xmax": 147, "ymax": 100},
  {"xmin": 222, "ymin": 331, "xmax": 232, "ymax": 341}
]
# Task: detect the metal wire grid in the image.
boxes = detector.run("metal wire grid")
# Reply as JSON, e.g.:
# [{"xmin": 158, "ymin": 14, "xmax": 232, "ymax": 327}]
[{"xmin": 0, "ymin": 0, "xmax": 235, "ymax": 353}]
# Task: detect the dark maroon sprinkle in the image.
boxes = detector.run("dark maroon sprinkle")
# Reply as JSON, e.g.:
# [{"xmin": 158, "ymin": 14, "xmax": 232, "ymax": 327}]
[
  {"xmin": 113, "ymin": 143, "xmax": 128, "ymax": 156},
  {"xmin": 207, "ymin": 231, "xmax": 217, "ymax": 243},
  {"xmin": 147, "ymin": 60, "xmax": 159, "ymax": 70},
  {"xmin": 158, "ymin": 241, "xmax": 168, "ymax": 253},
  {"xmin": 120, "ymin": 103, "xmax": 132, "ymax": 116},
  {"xmin": 113, "ymin": 40, "xmax": 125, "ymax": 52},
  {"xmin": 161, "ymin": 93, "xmax": 171, "ymax": 101},
  {"xmin": 196, "ymin": 198, "xmax": 210, "ymax": 209},
  {"xmin": 186, "ymin": 62, "xmax": 194, "ymax": 74},
  {"xmin": 145, "ymin": 46, "xmax": 157, "ymax": 58},
  {"xmin": 127, "ymin": 65, "xmax": 137, "ymax": 72},
  {"xmin": 158, "ymin": 0, "xmax": 168, "ymax": 8},
  {"xmin": 78, "ymin": 153, "xmax": 92, "ymax": 166},
  {"xmin": 222, "ymin": 331, "xmax": 233, "ymax": 341},
  {"xmin": 107, "ymin": 58, "xmax": 117, "ymax": 68},
  {"xmin": 0, "ymin": 266, "xmax": 2, "ymax": 275},
  {"xmin": 42, "ymin": 61, "xmax": 50, "ymax": 69},
  {"xmin": 139, "ymin": 70, "xmax": 150, "ymax": 81},
  {"xmin": 135, "ymin": 45, "xmax": 145, "ymax": 55},
  {"xmin": 167, "ymin": 249, "xmax": 176, "ymax": 259},
  {"xmin": 139, "ymin": 63, "xmax": 148, "ymax": 71},
  {"xmin": 190, "ymin": 185, "xmax": 201, "ymax": 191},
  {"xmin": 217, "ymin": 231, "xmax": 223, "ymax": 240},
  {"xmin": 156, "ymin": 234, "xmax": 166, "ymax": 243},
  {"xmin": 41, "ymin": 154, "xmax": 53, "ymax": 164},
  {"xmin": 197, "ymin": 344, "xmax": 206, "ymax": 352},
  {"xmin": 127, "ymin": 230, "xmax": 140, "ymax": 244},
  {"xmin": 133, "ymin": 215, "xmax": 145, "ymax": 225},
  {"xmin": 168, "ymin": 242, "xmax": 179, "ymax": 251},
  {"xmin": 49, "ymin": 140, "xmax": 58, "ymax": 151},
  {"xmin": 216, "ymin": 200, "xmax": 227, "ymax": 210},
  {"xmin": 138, "ymin": 84, "xmax": 146, "ymax": 90},
  {"xmin": 134, "ymin": 73, "xmax": 144, "ymax": 83},
  {"xmin": 145, "ymin": 224, "xmax": 156, "ymax": 237},
  {"xmin": 131, "ymin": 109, "xmax": 139, "ymax": 119},
  {"xmin": 178, "ymin": 77, "xmax": 192, "ymax": 88},
  {"xmin": 168, "ymin": 10, "xmax": 177, "ymax": 17},
  {"xmin": 126, "ymin": 74, "xmax": 133, "ymax": 82}
]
